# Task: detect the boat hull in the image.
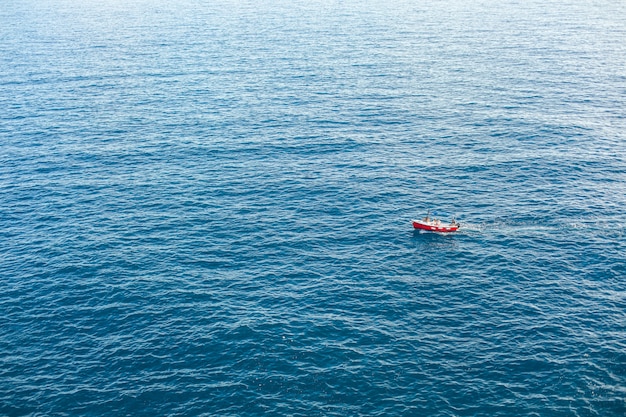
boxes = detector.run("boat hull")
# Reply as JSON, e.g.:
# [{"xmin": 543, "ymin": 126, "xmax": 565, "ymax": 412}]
[{"xmin": 412, "ymin": 220, "xmax": 459, "ymax": 233}]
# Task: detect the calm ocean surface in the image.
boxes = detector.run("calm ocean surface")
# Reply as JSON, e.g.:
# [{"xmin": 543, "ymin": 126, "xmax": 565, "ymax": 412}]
[{"xmin": 1, "ymin": 0, "xmax": 625, "ymax": 415}]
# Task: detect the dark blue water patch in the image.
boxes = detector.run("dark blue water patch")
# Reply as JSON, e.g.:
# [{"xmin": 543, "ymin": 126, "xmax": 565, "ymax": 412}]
[{"xmin": 1, "ymin": 0, "xmax": 626, "ymax": 416}]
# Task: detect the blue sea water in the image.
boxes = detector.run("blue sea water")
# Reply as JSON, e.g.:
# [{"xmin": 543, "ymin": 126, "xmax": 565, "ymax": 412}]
[{"xmin": 1, "ymin": 0, "xmax": 625, "ymax": 415}]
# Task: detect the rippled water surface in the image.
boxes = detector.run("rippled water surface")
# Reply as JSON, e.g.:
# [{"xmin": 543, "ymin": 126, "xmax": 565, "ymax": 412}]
[{"xmin": 1, "ymin": 0, "xmax": 625, "ymax": 415}]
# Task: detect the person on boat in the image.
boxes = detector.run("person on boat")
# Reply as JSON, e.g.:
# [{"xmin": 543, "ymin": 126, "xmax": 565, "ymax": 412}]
[{"xmin": 423, "ymin": 215, "xmax": 429, "ymax": 222}]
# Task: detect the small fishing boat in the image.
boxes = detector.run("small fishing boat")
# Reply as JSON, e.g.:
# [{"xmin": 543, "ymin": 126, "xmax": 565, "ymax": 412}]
[{"xmin": 412, "ymin": 213, "xmax": 460, "ymax": 233}]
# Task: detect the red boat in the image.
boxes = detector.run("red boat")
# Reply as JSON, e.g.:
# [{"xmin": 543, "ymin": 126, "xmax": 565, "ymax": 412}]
[{"xmin": 412, "ymin": 215, "xmax": 460, "ymax": 233}]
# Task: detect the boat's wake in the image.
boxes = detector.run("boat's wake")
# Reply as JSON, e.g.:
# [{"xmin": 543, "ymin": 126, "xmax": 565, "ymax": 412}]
[
  {"xmin": 456, "ymin": 222, "xmax": 485, "ymax": 232},
  {"xmin": 456, "ymin": 219, "xmax": 625, "ymax": 238}
]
